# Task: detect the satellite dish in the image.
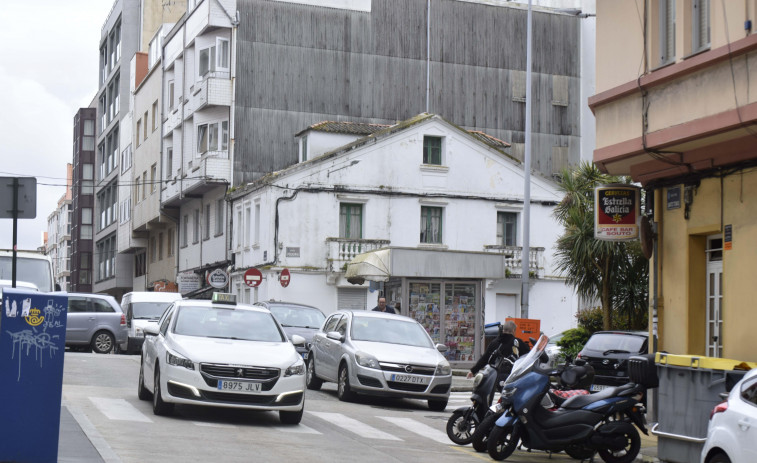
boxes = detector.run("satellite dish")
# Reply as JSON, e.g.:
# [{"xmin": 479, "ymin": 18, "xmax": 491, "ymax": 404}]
[{"xmin": 640, "ymin": 216, "xmax": 654, "ymax": 260}]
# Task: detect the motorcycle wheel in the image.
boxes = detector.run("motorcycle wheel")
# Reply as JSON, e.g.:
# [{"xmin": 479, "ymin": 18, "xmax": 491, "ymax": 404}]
[
  {"xmin": 471, "ymin": 412, "xmax": 499, "ymax": 452},
  {"xmin": 487, "ymin": 423, "xmax": 520, "ymax": 461},
  {"xmin": 564, "ymin": 444, "xmax": 595, "ymax": 460},
  {"xmin": 597, "ymin": 425, "xmax": 640, "ymax": 463},
  {"xmin": 446, "ymin": 409, "xmax": 477, "ymax": 445}
]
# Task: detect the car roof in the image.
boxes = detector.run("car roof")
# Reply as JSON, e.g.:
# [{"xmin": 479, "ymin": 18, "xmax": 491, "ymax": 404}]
[
  {"xmin": 342, "ymin": 310, "xmax": 414, "ymax": 321},
  {"xmin": 66, "ymin": 292, "xmax": 118, "ymax": 302},
  {"xmin": 175, "ymin": 299, "xmax": 270, "ymax": 314},
  {"xmin": 259, "ymin": 300, "xmax": 323, "ymax": 312},
  {"xmin": 591, "ymin": 330, "xmax": 648, "ymax": 337},
  {"xmin": 122, "ymin": 291, "xmax": 183, "ymax": 302}
]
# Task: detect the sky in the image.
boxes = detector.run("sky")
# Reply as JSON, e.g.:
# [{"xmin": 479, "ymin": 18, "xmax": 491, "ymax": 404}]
[{"xmin": 0, "ymin": 1, "xmax": 114, "ymax": 250}]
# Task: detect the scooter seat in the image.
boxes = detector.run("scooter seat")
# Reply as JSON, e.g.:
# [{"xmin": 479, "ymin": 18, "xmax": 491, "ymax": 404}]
[{"xmin": 559, "ymin": 383, "xmax": 636, "ymax": 410}]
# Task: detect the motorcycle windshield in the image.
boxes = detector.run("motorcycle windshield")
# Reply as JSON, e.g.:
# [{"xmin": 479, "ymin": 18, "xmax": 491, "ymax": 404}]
[{"xmin": 503, "ymin": 335, "xmax": 549, "ymax": 386}]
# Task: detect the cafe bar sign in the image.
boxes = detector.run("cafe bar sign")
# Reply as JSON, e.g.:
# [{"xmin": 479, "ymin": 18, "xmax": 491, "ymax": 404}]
[{"xmin": 594, "ymin": 184, "xmax": 641, "ymax": 241}]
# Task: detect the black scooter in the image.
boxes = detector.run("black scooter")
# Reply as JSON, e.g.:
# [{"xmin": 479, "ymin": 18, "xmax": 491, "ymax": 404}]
[{"xmin": 446, "ymin": 347, "xmax": 515, "ymax": 445}]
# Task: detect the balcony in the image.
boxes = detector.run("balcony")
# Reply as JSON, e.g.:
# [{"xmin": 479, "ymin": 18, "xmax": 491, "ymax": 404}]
[
  {"xmin": 326, "ymin": 238, "xmax": 390, "ymax": 276},
  {"xmin": 163, "ymin": 101, "xmax": 183, "ymax": 135},
  {"xmin": 182, "ymin": 154, "xmax": 231, "ymax": 197},
  {"xmin": 185, "ymin": 76, "xmax": 231, "ymax": 116},
  {"xmin": 184, "ymin": 0, "xmax": 235, "ymax": 44},
  {"xmin": 483, "ymin": 245, "xmax": 545, "ymax": 278}
]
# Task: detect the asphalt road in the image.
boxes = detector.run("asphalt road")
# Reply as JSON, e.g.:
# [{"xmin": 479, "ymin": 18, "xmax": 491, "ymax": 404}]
[{"xmin": 61, "ymin": 352, "xmax": 577, "ymax": 463}]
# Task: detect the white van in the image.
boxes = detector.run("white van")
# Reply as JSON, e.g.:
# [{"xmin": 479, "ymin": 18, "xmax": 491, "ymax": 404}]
[
  {"xmin": 120, "ymin": 291, "xmax": 183, "ymax": 354},
  {"xmin": 0, "ymin": 250, "xmax": 56, "ymax": 292}
]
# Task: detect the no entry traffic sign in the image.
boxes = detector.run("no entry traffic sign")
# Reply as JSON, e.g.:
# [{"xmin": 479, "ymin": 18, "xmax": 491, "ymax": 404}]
[
  {"xmin": 279, "ymin": 268, "xmax": 291, "ymax": 287},
  {"xmin": 244, "ymin": 268, "xmax": 263, "ymax": 287}
]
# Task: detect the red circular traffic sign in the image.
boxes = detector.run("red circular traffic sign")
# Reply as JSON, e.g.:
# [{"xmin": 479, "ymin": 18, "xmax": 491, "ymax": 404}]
[
  {"xmin": 243, "ymin": 268, "xmax": 263, "ymax": 287},
  {"xmin": 279, "ymin": 268, "xmax": 291, "ymax": 288}
]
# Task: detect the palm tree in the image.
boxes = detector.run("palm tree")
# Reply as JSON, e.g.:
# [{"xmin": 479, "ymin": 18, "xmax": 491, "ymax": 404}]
[{"xmin": 553, "ymin": 162, "xmax": 648, "ymax": 331}]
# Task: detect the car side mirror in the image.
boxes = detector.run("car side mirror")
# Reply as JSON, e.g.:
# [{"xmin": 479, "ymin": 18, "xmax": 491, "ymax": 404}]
[
  {"xmin": 143, "ymin": 325, "xmax": 159, "ymax": 337},
  {"xmin": 436, "ymin": 343, "xmax": 448, "ymax": 353},
  {"xmin": 291, "ymin": 334, "xmax": 306, "ymax": 346},
  {"xmin": 326, "ymin": 331, "xmax": 345, "ymax": 342}
]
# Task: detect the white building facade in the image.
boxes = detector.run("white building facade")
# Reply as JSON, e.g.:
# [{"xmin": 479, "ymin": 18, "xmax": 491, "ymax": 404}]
[{"xmin": 228, "ymin": 114, "xmax": 578, "ymax": 367}]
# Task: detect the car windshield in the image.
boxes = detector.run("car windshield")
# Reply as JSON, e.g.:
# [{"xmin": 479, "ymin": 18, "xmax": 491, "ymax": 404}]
[
  {"xmin": 351, "ymin": 316, "xmax": 433, "ymax": 348},
  {"xmin": 0, "ymin": 257, "xmax": 52, "ymax": 292},
  {"xmin": 132, "ymin": 302, "xmax": 174, "ymax": 320},
  {"xmin": 583, "ymin": 333, "xmax": 646, "ymax": 353},
  {"xmin": 269, "ymin": 305, "xmax": 325, "ymax": 329},
  {"xmin": 173, "ymin": 306, "xmax": 286, "ymax": 342}
]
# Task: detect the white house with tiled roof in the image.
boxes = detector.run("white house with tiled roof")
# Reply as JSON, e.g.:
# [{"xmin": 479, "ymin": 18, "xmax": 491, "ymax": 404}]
[{"xmin": 227, "ymin": 113, "xmax": 578, "ymax": 367}]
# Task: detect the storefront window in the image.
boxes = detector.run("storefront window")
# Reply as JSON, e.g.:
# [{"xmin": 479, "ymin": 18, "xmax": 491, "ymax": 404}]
[
  {"xmin": 444, "ymin": 284, "xmax": 477, "ymax": 361},
  {"xmin": 409, "ymin": 283, "xmax": 442, "ymax": 345}
]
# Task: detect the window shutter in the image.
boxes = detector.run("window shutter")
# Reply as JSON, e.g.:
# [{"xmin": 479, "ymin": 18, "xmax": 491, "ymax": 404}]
[{"xmin": 338, "ymin": 288, "xmax": 368, "ymax": 311}]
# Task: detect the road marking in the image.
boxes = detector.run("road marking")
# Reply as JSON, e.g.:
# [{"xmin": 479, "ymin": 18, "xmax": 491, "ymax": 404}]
[
  {"xmin": 378, "ymin": 416, "xmax": 449, "ymax": 444},
  {"xmin": 307, "ymin": 411, "xmax": 402, "ymax": 441},
  {"xmin": 89, "ymin": 397, "xmax": 153, "ymax": 423},
  {"xmin": 269, "ymin": 424, "xmax": 321, "ymax": 434}
]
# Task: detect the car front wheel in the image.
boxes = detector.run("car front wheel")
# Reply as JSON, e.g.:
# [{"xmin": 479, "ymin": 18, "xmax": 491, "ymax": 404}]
[
  {"xmin": 280, "ymin": 408, "xmax": 304, "ymax": 425},
  {"xmin": 152, "ymin": 366, "xmax": 174, "ymax": 416},
  {"xmin": 337, "ymin": 364, "xmax": 355, "ymax": 402},
  {"xmin": 137, "ymin": 357, "xmax": 151, "ymax": 400},
  {"xmin": 306, "ymin": 357, "xmax": 323, "ymax": 390}
]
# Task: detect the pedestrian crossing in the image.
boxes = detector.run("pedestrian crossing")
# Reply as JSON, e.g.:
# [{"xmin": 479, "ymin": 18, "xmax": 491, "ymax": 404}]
[{"xmin": 84, "ymin": 392, "xmax": 475, "ymax": 445}]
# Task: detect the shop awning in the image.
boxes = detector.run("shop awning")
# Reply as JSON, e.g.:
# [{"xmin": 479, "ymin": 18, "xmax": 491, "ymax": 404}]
[{"xmin": 345, "ymin": 247, "xmax": 506, "ymax": 284}]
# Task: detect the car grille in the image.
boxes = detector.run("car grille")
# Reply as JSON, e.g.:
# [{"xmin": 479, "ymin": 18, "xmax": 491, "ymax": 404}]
[
  {"xmin": 201, "ymin": 391, "xmax": 279, "ymax": 405},
  {"xmin": 357, "ymin": 375, "xmax": 383, "ymax": 388},
  {"xmin": 379, "ymin": 362, "xmax": 435, "ymax": 376},
  {"xmin": 386, "ymin": 381, "xmax": 428, "ymax": 392},
  {"xmin": 200, "ymin": 363, "xmax": 280, "ymax": 390}
]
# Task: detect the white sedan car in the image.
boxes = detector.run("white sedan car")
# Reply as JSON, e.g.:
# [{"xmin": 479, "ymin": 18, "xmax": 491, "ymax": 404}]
[
  {"xmin": 139, "ymin": 293, "xmax": 307, "ymax": 424},
  {"xmin": 701, "ymin": 368, "xmax": 757, "ymax": 463}
]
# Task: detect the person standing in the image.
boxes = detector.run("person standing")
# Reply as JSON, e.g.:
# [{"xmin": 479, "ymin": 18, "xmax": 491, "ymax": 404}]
[
  {"xmin": 372, "ymin": 297, "xmax": 396, "ymax": 314},
  {"xmin": 466, "ymin": 320, "xmax": 524, "ymax": 379}
]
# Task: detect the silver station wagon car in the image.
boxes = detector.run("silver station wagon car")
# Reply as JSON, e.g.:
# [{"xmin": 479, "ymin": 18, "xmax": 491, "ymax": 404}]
[{"xmin": 306, "ymin": 310, "xmax": 452, "ymax": 410}]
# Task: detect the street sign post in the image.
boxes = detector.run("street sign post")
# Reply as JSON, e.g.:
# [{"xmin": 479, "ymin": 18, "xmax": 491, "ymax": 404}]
[
  {"xmin": 244, "ymin": 268, "xmax": 263, "ymax": 287},
  {"xmin": 0, "ymin": 177, "xmax": 37, "ymax": 289},
  {"xmin": 279, "ymin": 268, "xmax": 291, "ymax": 287}
]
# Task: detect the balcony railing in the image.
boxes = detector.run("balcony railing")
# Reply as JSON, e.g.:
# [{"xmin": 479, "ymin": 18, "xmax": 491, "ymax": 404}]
[
  {"xmin": 483, "ymin": 245, "xmax": 545, "ymax": 278},
  {"xmin": 326, "ymin": 238, "xmax": 390, "ymax": 271}
]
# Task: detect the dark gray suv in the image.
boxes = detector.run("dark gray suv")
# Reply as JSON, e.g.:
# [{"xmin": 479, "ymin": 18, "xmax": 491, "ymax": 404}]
[{"xmin": 65, "ymin": 293, "xmax": 127, "ymax": 354}]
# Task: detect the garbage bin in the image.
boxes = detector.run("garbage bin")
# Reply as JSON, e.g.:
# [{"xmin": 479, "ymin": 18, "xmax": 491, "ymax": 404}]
[{"xmin": 652, "ymin": 353, "xmax": 755, "ymax": 463}]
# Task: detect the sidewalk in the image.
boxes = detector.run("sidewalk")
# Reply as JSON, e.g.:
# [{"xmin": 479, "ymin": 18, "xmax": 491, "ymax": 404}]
[{"xmin": 59, "ymin": 405, "xmax": 106, "ymax": 463}]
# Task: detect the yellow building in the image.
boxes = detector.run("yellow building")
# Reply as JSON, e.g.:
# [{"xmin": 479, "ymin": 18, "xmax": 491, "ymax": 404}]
[{"xmin": 592, "ymin": 1, "xmax": 757, "ymax": 361}]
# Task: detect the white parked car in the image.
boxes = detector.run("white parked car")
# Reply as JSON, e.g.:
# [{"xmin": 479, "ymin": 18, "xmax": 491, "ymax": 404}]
[
  {"xmin": 701, "ymin": 368, "xmax": 757, "ymax": 463},
  {"xmin": 139, "ymin": 293, "xmax": 307, "ymax": 424}
]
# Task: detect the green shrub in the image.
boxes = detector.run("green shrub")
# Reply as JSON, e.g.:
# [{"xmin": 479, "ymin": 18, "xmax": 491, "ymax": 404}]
[
  {"xmin": 576, "ymin": 306, "xmax": 603, "ymax": 333},
  {"xmin": 556, "ymin": 327, "xmax": 590, "ymax": 362}
]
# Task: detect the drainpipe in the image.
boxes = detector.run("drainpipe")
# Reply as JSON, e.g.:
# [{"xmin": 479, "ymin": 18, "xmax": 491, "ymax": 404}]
[{"xmin": 227, "ymin": 11, "xmax": 239, "ymax": 282}]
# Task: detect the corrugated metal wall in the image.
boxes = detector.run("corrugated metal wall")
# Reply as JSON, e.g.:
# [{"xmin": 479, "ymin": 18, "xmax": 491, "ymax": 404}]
[{"xmin": 234, "ymin": 0, "xmax": 581, "ymax": 184}]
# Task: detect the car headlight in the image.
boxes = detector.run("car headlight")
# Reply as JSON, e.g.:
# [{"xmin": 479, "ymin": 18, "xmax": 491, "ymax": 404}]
[
  {"xmin": 355, "ymin": 351, "xmax": 380, "ymax": 369},
  {"xmin": 435, "ymin": 361, "xmax": 451, "ymax": 376},
  {"xmin": 166, "ymin": 350, "xmax": 194, "ymax": 370},
  {"xmin": 284, "ymin": 359, "xmax": 305, "ymax": 376}
]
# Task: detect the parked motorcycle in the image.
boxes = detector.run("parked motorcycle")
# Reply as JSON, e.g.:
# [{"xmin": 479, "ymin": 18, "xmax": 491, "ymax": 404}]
[
  {"xmin": 486, "ymin": 336, "xmax": 656, "ymax": 462},
  {"xmin": 446, "ymin": 346, "xmax": 516, "ymax": 444},
  {"xmin": 470, "ymin": 352, "xmax": 595, "ymax": 453}
]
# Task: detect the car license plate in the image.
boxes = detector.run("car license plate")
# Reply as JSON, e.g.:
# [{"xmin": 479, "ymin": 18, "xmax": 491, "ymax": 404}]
[
  {"xmin": 390, "ymin": 374, "xmax": 428, "ymax": 384},
  {"xmin": 590, "ymin": 384, "xmax": 611, "ymax": 392},
  {"xmin": 217, "ymin": 380, "xmax": 262, "ymax": 393}
]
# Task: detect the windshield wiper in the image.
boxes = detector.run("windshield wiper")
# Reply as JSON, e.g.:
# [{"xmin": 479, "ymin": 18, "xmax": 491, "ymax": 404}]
[{"xmin": 602, "ymin": 349, "xmax": 631, "ymax": 355}]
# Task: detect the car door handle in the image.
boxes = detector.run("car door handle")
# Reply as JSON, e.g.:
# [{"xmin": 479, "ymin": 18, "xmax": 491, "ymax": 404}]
[
  {"xmin": 89, "ymin": 317, "xmax": 96, "ymax": 320},
  {"xmin": 738, "ymin": 419, "xmax": 751, "ymax": 430}
]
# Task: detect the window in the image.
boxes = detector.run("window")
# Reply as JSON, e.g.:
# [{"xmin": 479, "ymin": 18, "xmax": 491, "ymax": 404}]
[
  {"xmin": 167, "ymin": 229, "xmax": 174, "ymax": 257},
  {"xmin": 339, "ymin": 203, "xmax": 363, "ymax": 239},
  {"xmin": 152, "ymin": 101, "xmax": 158, "ymax": 131},
  {"xmin": 198, "ymin": 46, "xmax": 215, "ymax": 77},
  {"xmin": 254, "ymin": 203, "xmax": 260, "ymax": 245},
  {"xmin": 96, "ymin": 234, "xmax": 117, "ymax": 281},
  {"xmin": 197, "ymin": 121, "xmax": 229, "ymax": 154},
  {"xmin": 80, "ymin": 252, "xmax": 91, "ymax": 285},
  {"xmin": 217, "ymin": 38, "xmax": 229, "ymax": 70},
  {"xmin": 168, "ymin": 81, "xmax": 175, "ymax": 110},
  {"xmin": 99, "ymin": 95, "xmax": 107, "ymax": 132},
  {"xmin": 497, "ymin": 212, "xmax": 517, "ymax": 246},
  {"xmin": 301, "ymin": 136, "xmax": 308, "ymax": 162},
  {"xmin": 182, "ymin": 215, "xmax": 188, "ymax": 247},
  {"xmin": 204, "ymin": 204, "xmax": 211, "ymax": 240},
  {"xmin": 166, "ymin": 148, "xmax": 173, "ymax": 180},
  {"xmin": 135, "ymin": 251, "xmax": 146, "ymax": 277},
  {"xmin": 121, "ymin": 145, "xmax": 132, "ymax": 173},
  {"xmin": 142, "ymin": 170, "xmax": 147, "ymax": 199},
  {"xmin": 423, "ymin": 136, "xmax": 442, "ymax": 165},
  {"xmin": 198, "ymin": 38, "xmax": 229, "ymax": 77},
  {"xmin": 96, "ymin": 182, "xmax": 117, "ymax": 230},
  {"xmin": 150, "ymin": 164, "xmax": 157, "ymax": 193},
  {"xmin": 235, "ymin": 206, "xmax": 243, "ymax": 250},
  {"xmin": 692, "ymin": 0, "xmax": 710, "ymax": 53},
  {"xmin": 659, "ymin": 0, "xmax": 676, "ymax": 65},
  {"xmin": 244, "ymin": 204, "xmax": 251, "ymax": 247},
  {"xmin": 193, "ymin": 209, "xmax": 200, "ymax": 244},
  {"xmin": 420, "ymin": 206, "xmax": 442, "ymax": 244},
  {"xmin": 134, "ymin": 176, "xmax": 140, "ymax": 203},
  {"xmin": 215, "ymin": 199, "xmax": 224, "ymax": 236},
  {"xmin": 143, "ymin": 111, "xmax": 148, "ymax": 140}
]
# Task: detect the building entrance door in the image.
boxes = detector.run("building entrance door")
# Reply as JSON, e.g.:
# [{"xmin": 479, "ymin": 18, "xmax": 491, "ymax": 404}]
[{"xmin": 706, "ymin": 235, "xmax": 723, "ymax": 358}]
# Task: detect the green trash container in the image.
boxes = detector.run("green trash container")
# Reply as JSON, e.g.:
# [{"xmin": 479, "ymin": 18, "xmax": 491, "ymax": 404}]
[{"xmin": 652, "ymin": 353, "xmax": 755, "ymax": 463}]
